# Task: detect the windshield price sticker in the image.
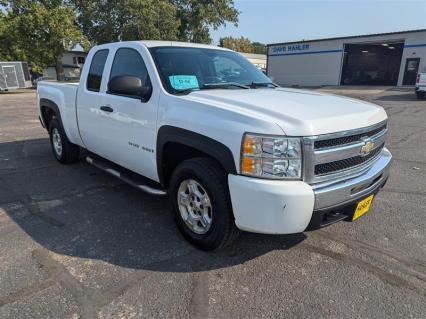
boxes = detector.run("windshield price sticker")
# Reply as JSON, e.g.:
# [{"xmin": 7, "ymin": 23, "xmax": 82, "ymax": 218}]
[{"xmin": 169, "ymin": 75, "xmax": 199, "ymax": 90}]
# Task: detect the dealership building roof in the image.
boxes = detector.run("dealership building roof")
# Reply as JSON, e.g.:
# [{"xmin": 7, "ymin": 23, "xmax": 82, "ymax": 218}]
[{"xmin": 267, "ymin": 29, "xmax": 426, "ymax": 47}]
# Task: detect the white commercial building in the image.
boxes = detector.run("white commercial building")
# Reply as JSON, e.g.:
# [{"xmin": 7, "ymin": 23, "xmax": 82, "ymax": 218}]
[{"xmin": 267, "ymin": 29, "xmax": 426, "ymax": 87}]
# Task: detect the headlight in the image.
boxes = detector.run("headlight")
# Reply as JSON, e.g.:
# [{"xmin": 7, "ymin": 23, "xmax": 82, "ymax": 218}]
[{"xmin": 240, "ymin": 133, "xmax": 302, "ymax": 179}]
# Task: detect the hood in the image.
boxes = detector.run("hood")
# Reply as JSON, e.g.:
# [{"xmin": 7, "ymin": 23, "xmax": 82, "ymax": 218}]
[{"xmin": 182, "ymin": 88, "xmax": 387, "ymax": 136}]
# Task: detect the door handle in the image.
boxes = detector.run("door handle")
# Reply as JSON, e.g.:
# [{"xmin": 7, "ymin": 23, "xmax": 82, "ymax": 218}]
[{"xmin": 100, "ymin": 105, "xmax": 113, "ymax": 112}]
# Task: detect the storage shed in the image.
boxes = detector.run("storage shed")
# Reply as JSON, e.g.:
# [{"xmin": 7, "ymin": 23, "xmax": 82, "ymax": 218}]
[{"xmin": 0, "ymin": 61, "xmax": 32, "ymax": 90}]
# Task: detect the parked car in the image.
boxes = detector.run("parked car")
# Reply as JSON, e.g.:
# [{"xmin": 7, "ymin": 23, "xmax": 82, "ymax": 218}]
[
  {"xmin": 37, "ymin": 41, "xmax": 392, "ymax": 250},
  {"xmin": 415, "ymin": 72, "xmax": 426, "ymax": 99}
]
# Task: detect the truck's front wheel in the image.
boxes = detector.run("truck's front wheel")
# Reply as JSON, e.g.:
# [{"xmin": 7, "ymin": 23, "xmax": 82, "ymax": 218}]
[
  {"xmin": 49, "ymin": 118, "xmax": 80, "ymax": 164},
  {"xmin": 169, "ymin": 158, "xmax": 240, "ymax": 250}
]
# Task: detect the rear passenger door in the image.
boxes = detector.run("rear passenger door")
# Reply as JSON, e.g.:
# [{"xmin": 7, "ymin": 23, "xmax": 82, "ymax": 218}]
[{"xmin": 76, "ymin": 48, "xmax": 111, "ymax": 158}]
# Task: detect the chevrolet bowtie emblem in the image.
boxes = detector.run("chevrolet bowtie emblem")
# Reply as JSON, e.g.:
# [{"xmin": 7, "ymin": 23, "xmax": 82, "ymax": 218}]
[{"xmin": 360, "ymin": 138, "xmax": 375, "ymax": 156}]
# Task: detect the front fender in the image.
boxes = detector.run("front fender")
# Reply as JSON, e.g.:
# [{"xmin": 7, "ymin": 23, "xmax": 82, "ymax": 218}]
[{"xmin": 156, "ymin": 125, "xmax": 237, "ymax": 185}]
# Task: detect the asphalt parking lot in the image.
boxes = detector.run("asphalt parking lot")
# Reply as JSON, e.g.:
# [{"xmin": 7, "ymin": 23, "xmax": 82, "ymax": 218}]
[{"xmin": 0, "ymin": 87, "xmax": 425, "ymax": 319}]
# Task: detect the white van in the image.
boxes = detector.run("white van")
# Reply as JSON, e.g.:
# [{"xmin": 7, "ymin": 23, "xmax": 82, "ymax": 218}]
[{"xmin": 415, "ymin": 73, "xmax": 426, "ymax": 99}]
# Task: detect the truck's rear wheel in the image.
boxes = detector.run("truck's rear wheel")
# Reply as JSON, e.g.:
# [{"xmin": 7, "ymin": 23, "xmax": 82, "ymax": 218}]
[
  {"xmin": 416, "ymin": 91, "xmax": 425, "ymax": 99},
  {"xmin": 169, "ymin": 157, "xmax": 240, "ymax": 250},
  {"xmin": 49, "ymin": 118, "xmax": 80, "ymax": 163}
]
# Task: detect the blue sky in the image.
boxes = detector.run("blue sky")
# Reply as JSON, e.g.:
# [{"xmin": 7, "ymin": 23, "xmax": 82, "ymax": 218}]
[{"xmin": 211, "ymin": 0, "xmax": 426, "ymax": 45}]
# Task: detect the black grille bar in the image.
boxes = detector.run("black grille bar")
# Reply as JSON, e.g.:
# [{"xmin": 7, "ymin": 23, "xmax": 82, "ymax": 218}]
[
  {"xmin": 314, "ymin": 124, "xmax": 387, "ymax": 150},
  {"xmin": 315, "ymin": 144, "xmax": 384, "ymax": 176}
]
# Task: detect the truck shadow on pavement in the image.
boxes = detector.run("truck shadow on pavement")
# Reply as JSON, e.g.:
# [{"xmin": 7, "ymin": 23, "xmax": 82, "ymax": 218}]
[{"xmin": 0, "ymin": 138, "xmax": 306, "ymax": 273}]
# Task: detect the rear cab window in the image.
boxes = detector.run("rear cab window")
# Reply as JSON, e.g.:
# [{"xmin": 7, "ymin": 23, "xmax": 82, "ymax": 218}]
[{"xmin": 87, "ymin": 49, "xmax": 109, "ymax": 92}]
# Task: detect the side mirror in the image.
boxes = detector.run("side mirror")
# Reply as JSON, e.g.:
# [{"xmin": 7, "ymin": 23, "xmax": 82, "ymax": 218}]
[{"xmin": 107, "ymin": 75, "xmax": 152, "ymax": 101}]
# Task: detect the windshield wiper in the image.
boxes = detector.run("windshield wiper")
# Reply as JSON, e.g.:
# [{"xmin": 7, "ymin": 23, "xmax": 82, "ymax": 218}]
[
  {"xmin": 174, "ymin": 82, "xmax": 250, "ymax": 95},
  {"xmin": 201, "ymin": 82, "xmax": 250, "ymax": 89},
  {"xmin": 249, "ymin": 81, "xmax": 278, "ymax": 88}
]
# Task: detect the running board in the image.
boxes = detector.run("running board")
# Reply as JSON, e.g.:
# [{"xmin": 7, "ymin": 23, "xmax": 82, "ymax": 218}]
[{"xmin": 86, "ymin": 156, "xmax": 167, "ymax": 196}]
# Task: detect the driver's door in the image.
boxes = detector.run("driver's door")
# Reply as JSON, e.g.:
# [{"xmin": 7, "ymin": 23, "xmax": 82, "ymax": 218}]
[
  {"xmin": 78, "ymin": 46, "xmax": 159, "ymax": 181},
  {"xmin": 101, "ymin": 47, "xmax": 159, "ymax": 180}
]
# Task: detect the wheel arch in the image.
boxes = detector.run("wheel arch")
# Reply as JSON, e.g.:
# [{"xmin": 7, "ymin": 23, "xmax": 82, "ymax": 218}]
[
  {"xmin": 39, "ymin": 98, "xmax": 64, "ymax": 131},
  {"xmin": 156, "ymin": 126, "xmax": 237, "ymax": 187}
]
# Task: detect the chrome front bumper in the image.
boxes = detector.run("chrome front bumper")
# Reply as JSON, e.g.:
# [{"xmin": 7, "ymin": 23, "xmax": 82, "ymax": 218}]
[{"xmin": 312, "ymin": 147, "xmax": 392, "ymax": 210}]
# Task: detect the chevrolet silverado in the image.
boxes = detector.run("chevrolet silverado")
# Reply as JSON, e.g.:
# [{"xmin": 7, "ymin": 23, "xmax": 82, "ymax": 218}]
[{"xmin": 37, "ymin": 41, "xmax": 392, "ymax": 250}]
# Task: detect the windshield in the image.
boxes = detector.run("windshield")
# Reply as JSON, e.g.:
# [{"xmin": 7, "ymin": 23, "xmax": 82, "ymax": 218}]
[{"xmin": 150, "ymin": 47, "xmax": 273, "ymax": 94}]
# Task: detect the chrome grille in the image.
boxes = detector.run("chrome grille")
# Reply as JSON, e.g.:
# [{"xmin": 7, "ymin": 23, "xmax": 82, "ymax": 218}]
[
  {"xmin": 303, "ymin": 121, "xmax": 388, "ymax": 184},
  {"xmin": 314, "ymin": 124, "xmax": 387, "ymax": 150},
  {"xmin": 314, "ymin": 143, "xmax": 384, "ymax": 175}
]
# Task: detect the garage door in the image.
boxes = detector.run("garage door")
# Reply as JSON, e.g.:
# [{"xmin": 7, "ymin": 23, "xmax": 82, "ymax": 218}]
[{"xmin": 340, "ymin": 42, "xmax": 404, "ymax": 86}]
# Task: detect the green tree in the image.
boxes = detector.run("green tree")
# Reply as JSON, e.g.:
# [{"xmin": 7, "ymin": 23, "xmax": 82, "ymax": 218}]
[
  {"xmin": 73, "ymin": 0, "xmax": 180, "ymax": 44},
  {"xmin": 219, "ymin": 36, "xmax": 267, "ymax": 54},
  {"xmin": 74, "ymin": 0, "xmax": 239, "ymax": 45},
  {"xmin": 219, "ymin": 36, "xmax": 254, "ymax": 53},
  {"xmin": 252, "ymin": 41, "xmax": 267, "ymax": 55},
  {"xmin": 0, "ymin": 11, "xmax": 19, "ymax": 61},
  {"xmin": 0, "ymin": 1, "xmax": 88, "ymax": 80},
  {"xmin": 172, "ymin": 0, "xmax": 239, "ymax": 44},
  {"xmin": 1, "ymin": 0, "xmax": 241, "ymax": 80}
]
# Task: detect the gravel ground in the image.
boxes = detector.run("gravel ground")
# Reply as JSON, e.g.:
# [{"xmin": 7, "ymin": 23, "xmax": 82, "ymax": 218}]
[{"xmin": 0, "ymin": 87, "xmax": 425, "ymax": 319}]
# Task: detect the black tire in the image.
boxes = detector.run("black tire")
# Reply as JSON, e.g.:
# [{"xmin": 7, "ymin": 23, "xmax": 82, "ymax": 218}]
[
  {"xmin": 169, "ymin": 157, "xmax": 240, "ymax": 250},
  {"xmin": 49, "ymin": 118, "xmax": 80, "ymax": 164},
  {"xmin": 416, "ymin": 91, "xmax": 425, "ymax": 99}
]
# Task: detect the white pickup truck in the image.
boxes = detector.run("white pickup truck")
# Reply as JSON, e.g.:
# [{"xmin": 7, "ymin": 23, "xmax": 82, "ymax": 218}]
[
  {"xmin": 37, "ymin": 41, "xmax": 392, "ymax": 250},
  {"xmin": 415, "ymin": 72, "xmax": 426, "ymax": 99}
]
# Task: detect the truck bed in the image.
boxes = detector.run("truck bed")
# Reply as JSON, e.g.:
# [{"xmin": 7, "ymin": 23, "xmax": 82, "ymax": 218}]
[{"xmin": 37, "ymin": 81, "xmax": 82, "ymax": 146}]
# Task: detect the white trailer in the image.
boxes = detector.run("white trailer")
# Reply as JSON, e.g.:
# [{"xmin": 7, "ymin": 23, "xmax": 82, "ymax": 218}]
[{"xmin": 0, "ymin": 61, "xmax": 32, "ymax": 91}]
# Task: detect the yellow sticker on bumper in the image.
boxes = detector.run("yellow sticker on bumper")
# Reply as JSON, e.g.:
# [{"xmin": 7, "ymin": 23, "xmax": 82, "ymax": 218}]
[{"xmin": 353, "ymin": 194, "xmax": 374, "ymax": 221}]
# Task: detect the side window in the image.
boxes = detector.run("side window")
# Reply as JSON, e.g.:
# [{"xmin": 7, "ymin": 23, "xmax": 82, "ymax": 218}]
[
  {"xmin": 109, "ymin": 48, "xmax": 150, "ymax": 89},
  {"xmin": 87, "ymin": 49, "xmax": 109, "ymax": 92}
]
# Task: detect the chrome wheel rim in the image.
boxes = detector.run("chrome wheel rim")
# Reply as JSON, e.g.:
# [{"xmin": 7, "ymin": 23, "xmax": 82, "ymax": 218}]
[
  {"xmin": 52, "ymin": 128, "xmax": 63, "ymax": 157},
  {"xmin": 177, "ymin": 179, "xmax": 213, "ymax": 235}
]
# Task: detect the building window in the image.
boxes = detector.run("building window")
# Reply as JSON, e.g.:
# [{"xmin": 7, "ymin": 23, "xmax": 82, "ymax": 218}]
[
  {"xmin": 78, "ymin": 57, "xmax": 85, "ymax": 64},
  {"xmin": 73, "ymin": 57, "xmax": 77, "ymax": 64}
]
